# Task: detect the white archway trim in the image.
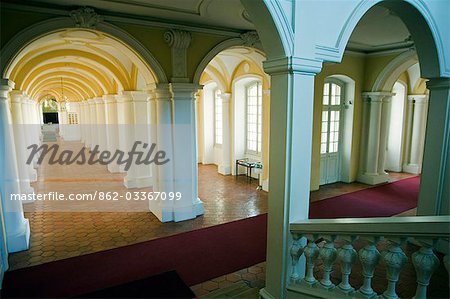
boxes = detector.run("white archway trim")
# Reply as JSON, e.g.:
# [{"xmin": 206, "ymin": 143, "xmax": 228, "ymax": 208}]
[
  {"xmin": 0, "ymin": 16, "xmax": 168, "ymax": 83},
  {"xmin": 372, "ymin": 50, "xmax": 419, "ymax": 92},
  {"xmin": 193, "ymin": 38, "xmax": 264, "ymax": 85},
  {"xmin": 313, "ymin": 0, "xmax": 448, "ymax": 78}
]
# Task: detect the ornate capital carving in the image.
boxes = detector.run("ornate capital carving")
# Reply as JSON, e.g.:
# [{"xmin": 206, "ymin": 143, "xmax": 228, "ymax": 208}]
[
  {"xmin": 164, "ymin": 30, "xmax": 192, "ymax": 82},
  {"xmin": 70, "ymin": 7, "xmax": 103, "ymax": 29},
  {"xmin": 240, "ymin": 31, "xmax": 260, "ymax": 47},
  {"xmin": 164, "ymin": 29, "xmax": 192, "ymax": 49}
]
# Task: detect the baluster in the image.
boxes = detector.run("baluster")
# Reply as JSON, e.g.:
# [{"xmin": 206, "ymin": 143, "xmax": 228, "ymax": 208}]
[
  {"xmin": 381, "ymin": 241, "xmax": 407, "ymax": 299},
  {"xmin": 357, "ymin": 238, "xmax": 381, "ymax": 298},
  {"xmin": 412, "ymin": 246, "xmax": 439, "ymax": 299},
  {"xmin": 303, "ymin": 236, "xmax": 320, "ymax": 286},
  {"xmin": 319, "ymin": 236, "xmax": 337, "ymax": 290},
  {"xmin": 290, "ymin": 233, "xmax": 305, "ymax": 283},
  {"xmin": 337, "ymin": 238, "xmax": 357, "ymax": 294}
]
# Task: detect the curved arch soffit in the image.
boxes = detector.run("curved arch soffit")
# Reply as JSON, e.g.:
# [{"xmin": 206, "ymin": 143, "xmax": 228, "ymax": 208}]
[
  {"xmin": 241, "ymin": 0, "xmax": 292, "ymax": 57},
  {"xmin": 22, "ymin": 65, "xmax": 111, "ymax": 95},
  {"xmin": 23, "ymin": 70, "xmax": 106, "ymax": 96},
  {"xmin": 1, "ymin": 16, "xmax": 168, "ymax": 84},
  {"xmin": 28, "ymin": 74, "xmax": 100, "ymax": 99},
  {"xmin": 193, "ymin": 38, "xmax": 265, "ymax": 85},
  {"xmin": 335, "ymin": 0, "xmax": 443, "ymax": 78},
  {"xmin": 372, "ymin": 50, "xmax": 419, "ymax": 92},
  {"xmin": 31, "ymin": 80, "xmax": 92, "ymax": 100}
]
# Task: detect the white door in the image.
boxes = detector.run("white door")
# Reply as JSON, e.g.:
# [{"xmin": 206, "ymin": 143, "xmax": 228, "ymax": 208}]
[{"xmin": 320, "ymin": 82, "xmax": 343, "ymax": 185}]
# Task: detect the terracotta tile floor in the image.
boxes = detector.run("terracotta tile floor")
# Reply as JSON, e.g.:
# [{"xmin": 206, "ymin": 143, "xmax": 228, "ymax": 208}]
[
  {"xmin": 9, "ymin": 139, "xmax": 268, "ymax": 270},
  {"xmin": 9, "ymin": 138, "xmax": 419, "ymax": 293}
]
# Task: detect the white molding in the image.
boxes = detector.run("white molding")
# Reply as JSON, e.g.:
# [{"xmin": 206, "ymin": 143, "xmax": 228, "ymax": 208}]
[
  {"xmin": 0, "ymin": 2, "xmax": 243, "ymax": 38},
  {"xmin": 193, "ymin": 37, "xmax": 264, "ymax": 84},
  {"xmin": 372, "ymin": 50, "xmax": 418, "ymax": 92}
]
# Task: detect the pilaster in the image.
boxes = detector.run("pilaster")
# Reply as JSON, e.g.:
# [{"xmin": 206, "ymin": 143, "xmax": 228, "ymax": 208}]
[
  {"xmin": 171, "ymin": 83, "xmax": 204, "ymax": 221},
  {"xmin": 417, "ymin": 78, "xmax": 450, "ymax": 216},
  {"xmin": 259, "ymin": 57, "xmax": 322, "ymax": 299},
  {"xmin": 0, "ymin": 80, "xmax": 30, "ymax": 252},
  {"xmin": 218, "ymin": 92, "xmax": 232, "ymax": 175},
  {"xmin": 403, "ymin": 95, "xmax": 429, "ymax": 174}
]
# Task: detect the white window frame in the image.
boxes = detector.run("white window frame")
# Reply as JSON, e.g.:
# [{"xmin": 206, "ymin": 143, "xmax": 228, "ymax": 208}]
[
  {"xmin": 321, "ymin": 79, "xmax": 345, "ymax": 156},
  {"xmin": 245, "ymin": 81, "xmax": 263, "ymax": 156}
]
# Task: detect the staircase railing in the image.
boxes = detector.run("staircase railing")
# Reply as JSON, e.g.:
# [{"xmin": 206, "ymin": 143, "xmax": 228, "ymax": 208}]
[{"xmin": 288, "ymin": 216, "xmax": 450, "ymax": 299}]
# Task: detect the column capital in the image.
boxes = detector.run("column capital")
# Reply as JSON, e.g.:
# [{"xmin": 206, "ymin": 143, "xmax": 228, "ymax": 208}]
[
  {"xmin": 170, "ymin": 83, "xmax": 201, "ymax": 101},
  {"xmin": 220, "ymin": 92, "xmax": 232, "ymax": 103},
  {"xmin": 116, "ymin": 92, "xmax": 134, "ymax": 103},
  {"xmin": 407, "ymin": 94, "xmax": 429, "ymax": 104},
  {"xmin": 426, "ymin": 78, "xmax": 450, "ymax": 90},
  {"xmin": 263, "ymin": 56, "xmax": 323, "ymax": 76},
  {"xmin": 87, "ymin": 98, "xmax": 97, "ymax": 105},
  {"xmin": 94, "ymin": 97, "xmax": 104, "ymax": 104},
  {"xmin": 0, "ymin": 79, "xmax": 15, "ymax": 99},
  {"xmin": 362, "ymin": 92, "xmax": 394, "ymax": 102},
  {"xmin": 148, "ymin": 84, "xmax": 172, "ymax": 102},
  {"xmin": 102, "ymin": 94, "xmax": 117, "ymax": 104},
  {"xmin": 9, "ymin": 90, "xmax": 25, "ymax": 102},
  {"xmin": 164, "ymin": 29, "xmax": 192, "ymax": 82}
]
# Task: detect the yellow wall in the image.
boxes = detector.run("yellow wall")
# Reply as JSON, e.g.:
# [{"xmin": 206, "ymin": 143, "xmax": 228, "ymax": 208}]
[{"xmin": 311, "ymin": 52, "xmax": 410, "ymax": 190}]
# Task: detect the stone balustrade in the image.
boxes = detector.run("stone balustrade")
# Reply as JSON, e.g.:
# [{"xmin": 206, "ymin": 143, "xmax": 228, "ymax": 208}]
[{"xmin": 288, "ymin": 216, "xmax": 449, "ymax": 299}]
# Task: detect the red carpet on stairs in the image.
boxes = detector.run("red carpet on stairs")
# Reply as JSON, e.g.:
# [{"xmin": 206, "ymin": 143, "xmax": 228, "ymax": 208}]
[
  {"xmin": 309, "ymin": 176, "xmax": 420, "ymax": 219},
  {"xmin": 2, "ymin": 176, "xmax": 420, "ymax": 298}
]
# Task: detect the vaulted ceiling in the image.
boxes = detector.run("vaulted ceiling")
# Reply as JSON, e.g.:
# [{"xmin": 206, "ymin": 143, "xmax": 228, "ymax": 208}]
[{"xmin": 7, "ymin": 29, "xmax": 157, "ymax": 102}]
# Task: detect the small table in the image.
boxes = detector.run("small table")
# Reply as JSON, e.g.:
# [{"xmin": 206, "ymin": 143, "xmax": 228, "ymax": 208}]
[{"xmin": 235, "ymin": 159, "xmax": 263, "ymax": 189}]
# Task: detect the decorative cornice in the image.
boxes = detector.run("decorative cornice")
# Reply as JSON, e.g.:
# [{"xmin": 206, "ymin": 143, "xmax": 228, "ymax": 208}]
[
  {"xmin": 69, "ymin": 7, "xmax": 103, "ymax": 29},
  {"xmin": 426, "ymin": 78, "xmax": 450, "ymax": 90},
  {"xmin": 240, "ymin": 31, "xmax": 260, "ymax": 47},
  {"xmin": 362, "ymin": 92, "xmax": 395, "ymax": 103}
]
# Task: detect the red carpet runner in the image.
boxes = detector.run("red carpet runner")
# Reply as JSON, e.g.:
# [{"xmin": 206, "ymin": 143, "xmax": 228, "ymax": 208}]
[
  {"xmin": 2, "ymin": 215, "xmax": 268, "ymax": 298},
  {"xmin": 310, "ymin": 176, "xmax": 420, "ymax": 219},
  {"xmin": 2, "ymin": 176, "xmax": 420, "ymax": 297}
]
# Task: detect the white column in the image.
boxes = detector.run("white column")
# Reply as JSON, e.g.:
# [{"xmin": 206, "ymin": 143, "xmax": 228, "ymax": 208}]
[
  {"xmin": 148, "ymin": 84, "xmax": 175, "ymax": 222},
  {"xmin": 418, "ymin": 78, "xmax": 450, "ymax": 216},
  {"xmin": 94, "ymin": 97, "xmax": 107, "ymax": 153},
  {"xmin": 171, "ymin": 83, "xmax": 204, "ymax": 221},
  {"xmin": 88, "ymin": 99, "xmax": 98, "ymax": 149},
  {"xmin": 259, "ymin": 58, "xmax": 320, "ymax": 299},
  {"xmin": 104, "ymin": 95, "xmax": 120, "ymax": 173},
  {"xmin": 116, "ymin": 92, "xmax": 134, "ymax": 173},
  {"xmin": 218, "ymin": 92, "xmax": 231, "ymax": 175},
  {"xmin": 9, "ymin": 91, "xmax": 34, "ymax": 195},
  {"xmin": 357, "ymin": 92, "xmax": 392, "ymax": 185},
  {"xmin": 79, "ymin": 101, "xmax": 86, "ymax": 143},
  {"xmin": 21, "ymin": 98, "xmax": 37, "ymax": 182},
  {"xmin": 0, "ymin": 80, "xmax": 30, "ymax": 252},
  {"xmin": 403, "ymin": 95, "xmax": 429, "ymax": 174},
  {"xmin": 124, "ymin": 91, "xmax": 153, "ymax": 188},
  {"xmin": 83, "ymin": 100, "xmax": 91, "ymax": 147},
  {"xmin": 58, "ymin": 105, "xmax": 67, "ymax": 139}
]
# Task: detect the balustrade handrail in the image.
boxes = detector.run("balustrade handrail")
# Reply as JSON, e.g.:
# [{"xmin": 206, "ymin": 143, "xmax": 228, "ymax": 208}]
[{"xmin": 290, "ymin": 215, "xmax": 450, "ymax": 238}]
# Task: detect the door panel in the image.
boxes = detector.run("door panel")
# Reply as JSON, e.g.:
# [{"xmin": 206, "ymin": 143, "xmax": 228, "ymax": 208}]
[{"xmin": 319, "ymin": 82, "xmax": 343, "ymax": 185}]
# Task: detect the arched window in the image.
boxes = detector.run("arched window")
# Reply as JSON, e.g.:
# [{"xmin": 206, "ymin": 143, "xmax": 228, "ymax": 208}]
[
  {"xmin": 214, "ymin": 89, "xmax": 223, "ymax": 145},
  {"xmin": 320, "ymin": 80, "xmax": 344, "ymax": 185},
  {"xmin": 246, "ymin": 81, "xmax": 262, "ymax": 154}
]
